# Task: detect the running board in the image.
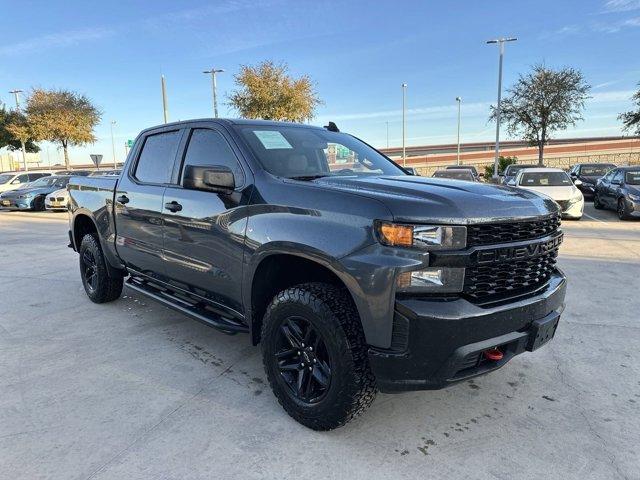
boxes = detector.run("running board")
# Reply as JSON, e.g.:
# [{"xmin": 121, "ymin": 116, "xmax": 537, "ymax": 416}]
[{"xmin": 124, "ymin": 277, "xmax": 248, "ymax": 335}]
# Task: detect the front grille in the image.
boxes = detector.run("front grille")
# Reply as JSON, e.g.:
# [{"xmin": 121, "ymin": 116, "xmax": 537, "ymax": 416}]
[
  {"xmin": 463, "ymin": 250, "xmax": 558, "ymax": 304},
  {"xmin": 57, "ymin": 197, "xmax": 65, "ymax": 201},
  {"xmin": 49, "ymin": 197, "xmax": 55, "ymax": 201},
  {"xmin": 467, "ymin": 214, "xmax": 560, "ymax": 246}
]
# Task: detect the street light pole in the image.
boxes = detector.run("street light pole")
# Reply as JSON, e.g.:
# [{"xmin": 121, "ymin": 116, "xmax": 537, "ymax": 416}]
[
  {"xmin": 401, "ymin": 83, "xmax": 407, "ymax": 167},
  {"xmin": 386, "ymin": 121, "xmax": 389, "ymax": 149},
  {"xmin": 203, "ymin": 68, "xmax": 224, "ymax": 118},
  {"xmin": 9, "ymin": 89, "xmax": 28, "ymax": 172},
  {"xmin": 161, "ymin": 75, "xmax": 169, "ymax": 124},
  {"xmin": 486, "ymin": 37, "xmax": 517, "ymax": 180},
  {"xmin": 110, "ymin": 120, "xmax": 117, "ymax": 168},
  {"xmin": 455, "ymin": 97, "xmax": 462, "ymax": 165}
]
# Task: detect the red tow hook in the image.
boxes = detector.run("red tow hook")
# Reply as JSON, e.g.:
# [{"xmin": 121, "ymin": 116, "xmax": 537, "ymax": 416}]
[{"xmin": 483, "ymin": 348, "xmax": 504, "ymax": 361}]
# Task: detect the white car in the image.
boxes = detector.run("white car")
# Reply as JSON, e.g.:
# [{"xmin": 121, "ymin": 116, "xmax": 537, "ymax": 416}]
[
  {"xmin": 510, "ymin": 168, "xmax": 584, "ymax": 220},
  {"xmin": 0, "ymin": 171, "xmax": 52, "ymax": 193},
  {"xmin": 44, "ymin": 188, "xmax": 70, "ymax": 211}
]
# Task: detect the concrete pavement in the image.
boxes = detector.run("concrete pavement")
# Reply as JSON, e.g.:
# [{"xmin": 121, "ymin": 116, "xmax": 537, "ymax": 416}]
[{"xmin": 0, "ymin": 206, "xmax": 639, "ymax": 480}]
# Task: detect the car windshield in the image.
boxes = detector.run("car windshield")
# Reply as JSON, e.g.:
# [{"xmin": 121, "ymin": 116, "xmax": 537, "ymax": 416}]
[
  {"xmin": 519, "ymin": 172, "xmax": 572, "ymax": 187},
  {"xmin": 626, "ymin": 171, "xmax": 640, "ymax": 185},
  {"xmin": 237, "ymin": 125, "xmax": 406, "ymax": 179},
  {"xmin": 28, "ymin": 176, "xmax": 69, "ymax": 188},
  {"xmin": 580, "ymin": 165, "xmax": 615, "ymax": 176},
  {"xmin": 0, "ymin": 174, "xmax": 15, "ymax": 184},
  {"xmin": 433, "ymin": 170, "xmax": 474, "ymax": 181}
]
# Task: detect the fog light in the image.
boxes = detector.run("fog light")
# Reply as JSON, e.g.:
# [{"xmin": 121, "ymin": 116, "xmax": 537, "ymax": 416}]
[{"xmin": 396, "ymin": 267, "xmax": 464, "ymax": 293}]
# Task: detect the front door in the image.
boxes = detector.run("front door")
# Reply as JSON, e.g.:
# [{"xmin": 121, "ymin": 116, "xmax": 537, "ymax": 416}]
[
  {"xmin": 162, "ymin": 126, "xmax": 252, "ymax": 316},
  {"xmin": 114, "ymin": 128, "xmax": 183, "ymax": 280}
]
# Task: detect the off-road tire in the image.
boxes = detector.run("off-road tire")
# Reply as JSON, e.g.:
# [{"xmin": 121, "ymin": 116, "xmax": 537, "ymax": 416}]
[
  {"xmin": 79, "ymin": 234, "xmax": 123, "ymax": 303},
  {"xmin": 593, "ymin": 193, "xmax": 603, "ymax": 210},
  {"xmin": 261, "ymin": 282, "xmax": 377, "ymax": 430}
]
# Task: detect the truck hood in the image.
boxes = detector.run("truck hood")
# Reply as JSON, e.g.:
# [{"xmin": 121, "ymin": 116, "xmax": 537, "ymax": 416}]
[{"xmin": 311, "ymin": 175, "xmax": 559, "ymax": 223}]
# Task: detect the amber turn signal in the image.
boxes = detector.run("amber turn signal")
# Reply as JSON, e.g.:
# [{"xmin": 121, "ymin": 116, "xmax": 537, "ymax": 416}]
[{"xmin": 378, "ymin": 222, "xmax": 413, "ymax": 247}]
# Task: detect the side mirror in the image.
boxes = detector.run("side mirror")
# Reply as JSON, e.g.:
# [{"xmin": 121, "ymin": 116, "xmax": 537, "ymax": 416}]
[
  {"xmin": 11, "ymin": 179, "xmax": 21, "ymax": 184},
  {"xmin": 507, "ymin": 179, "xmax": 517, "ymax": 186},
  {"xmin": 183, "ymin": 165, "xmax": 235, "ymax": 193},
  {"xmin": 611, "ymin": 179, "xmax": 621, "ymax": 186},
  {"xmin": 570, "ymin": 172, "xmax": 577, "ymax": 178},
  {"xmin": 574, "ymin": 179, "xmax": 583, "ymax": 186}
]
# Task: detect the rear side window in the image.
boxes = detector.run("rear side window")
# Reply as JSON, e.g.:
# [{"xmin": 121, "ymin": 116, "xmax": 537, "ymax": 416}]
[
  {"xmin": 181, "ymin": 129, "xmax": 244, "ymax": 186},
  {"xmin": 134, "ymin": 130, "xmax": 181, "ymax": 184}
]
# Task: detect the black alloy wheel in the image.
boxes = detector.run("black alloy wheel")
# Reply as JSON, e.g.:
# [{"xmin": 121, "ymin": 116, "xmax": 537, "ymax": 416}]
[
  {"xmin": 81, "ymin": 249, "xmax": 99, "ymax": 294},
  {"xmin": 593, "ymin": 193, "xmax": 603, "ymax": 210},
  {"xmin": 274, "ymin": 316, "xmax": 332, "ymax": 404},
  {"xmin": 618, "ymin": 198, "xmax": 630, "ymax": 220},
  {"xmin": 79, "ymin": 233, "xmax": 123, "ymax": 303}
]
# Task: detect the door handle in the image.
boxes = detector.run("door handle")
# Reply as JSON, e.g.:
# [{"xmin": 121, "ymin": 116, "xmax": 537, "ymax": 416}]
[
  {"xmin": 164, "ymin": 201, "xmax": 183, "ymax": 212},
  {"xmin": 116, "ymin": 194, "xmax": 129, "ymax": 204}
]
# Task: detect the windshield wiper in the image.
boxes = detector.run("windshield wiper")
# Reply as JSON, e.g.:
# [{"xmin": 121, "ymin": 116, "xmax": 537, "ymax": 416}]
[{"xmin": 288, "ymin": 174, "xmax": 330, "ymax": 181}]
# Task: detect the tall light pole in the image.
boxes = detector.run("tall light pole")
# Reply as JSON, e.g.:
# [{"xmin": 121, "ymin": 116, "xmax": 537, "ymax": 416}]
[
  {"xmin": 161, "ymin": 75, "xmax": 169, "ymax": 124},
  {"xmin": 455, "ymin": 97, "xmax": 462, "ymax": 165},
  {"xmin": 487, "ymin": 37, "xmax": 517, "ymax": 180},
  {"xmin": 110, "ymin": 120, "xmax": 117, "ymax": 168},
  {"xmin": 385, "ymin": 121, "xmax": 389, "ymax": 148},
  {"xmin": 9, "ymin": 89, "xmax": 28, "ymax": 172},
  {"xmin": 203, "ymin": 68, "xmax": 224, "ymax": 118},
  {"xmin": 401, "ymin": 83, "xmax": 407, "ymax": 166}
]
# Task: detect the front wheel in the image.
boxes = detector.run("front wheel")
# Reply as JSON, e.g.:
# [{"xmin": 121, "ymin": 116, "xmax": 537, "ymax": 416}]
[
  {"xmin": 261, "ymin": 283, "xmax": 376, "ymax": 430},
  {"xmin": 618, "ymin": 199, "xmax": 631, "ymax": 220},
  {"xmin": 79, "ymin": 234, "xmax": 123, "ymax": 303},
  {"xmin": 593, "ymin": 193, "xmax": 603, "ymax": 210}
]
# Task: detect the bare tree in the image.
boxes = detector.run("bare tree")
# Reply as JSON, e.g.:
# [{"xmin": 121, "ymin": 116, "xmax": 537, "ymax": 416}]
[{"xmin": 618, "ymin": 82, "xmax": 640, "ymax": 135}]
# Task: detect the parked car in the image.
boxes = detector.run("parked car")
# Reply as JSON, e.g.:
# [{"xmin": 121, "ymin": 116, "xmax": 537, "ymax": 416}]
[
  {"xmin": 0, "ymin": 175, "xmax": 71, "ymax": 210},
  {"xmin": 432, "ymin": 169, "xmax": 476, "ymax": 181},
  {"xmin": 593, "ymin": 166, "xmax": 640, "ymax": 220},
  {"xmin": 403, "ymin": 167, "xmax": 418, "ymax": 175},
  {"xmin": 45, "ymin": 188, "xmax": 70, "ymax": 211},
  {"xmin": 54, "ymin": 170, "xmax": 93, "ymax": 176},
  {"xmin": 445, "ymin": 165, "xmax": 480, "ymax": 180},
  {"xmin": 68, "ymin": 119, "xmax": 566, "ymax": 430},
  {"xmin": 89, "ymin": 169, "xmax": 122, "ymax": 177},
  {"xmin": 0, "ymin": 171, "xmax": 52, "ymax": 194},
  {"xmin": 569, "ymin": 163, "xmax": 616, "ymax": 198},
  {"xmin": 500, "ymin": 164, "xmax": 537, "ymax": 185},
  {"xmin": 510, "ymin": 167, "xmax": 584, "ymax": 220}
]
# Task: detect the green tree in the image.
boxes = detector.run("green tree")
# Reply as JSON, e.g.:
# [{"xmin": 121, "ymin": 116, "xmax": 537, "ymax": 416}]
[
  {"xmin": 25, "ymin": 89, "xmax": 101, "ymax": 169},
  {"xmin": 484, "ymin": 156, "xmax": 518, "ymax": 178},
  {"xmin": 228, "ymin": 61, "xmax": 322, "ymax": 122},
  {"xmin": 490, "ymin": 65, "xmax": 590, "ymax": 166},
  {"xmin": 618, "ymin": 82, "xmax": 640, "ymax": 135},
  {"xmin": 0, "ymin": 105, "xmax": 39, "ymax": 153}
]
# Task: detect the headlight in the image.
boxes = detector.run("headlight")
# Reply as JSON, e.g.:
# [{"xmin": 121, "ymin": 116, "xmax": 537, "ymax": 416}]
[
  {"xmin": 629, "ymin": 193, "xmax": 640, "ymax": 202},
  {"xmin": 396, "ymin": 268, "xmax": 465, "ymax": 292},
  {"xmin": 377, "ymin": 222, "xmax": 467, "ymax": 250}
]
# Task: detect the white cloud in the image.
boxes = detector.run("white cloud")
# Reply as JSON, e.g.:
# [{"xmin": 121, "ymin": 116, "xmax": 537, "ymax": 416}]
[
  {"xmin": 603, "ymin": 0, "xmax": 640, "ymax": 12},
  {"xmin": 590, "ymin": 90, "xmax": 635, "ymax": 102},
  {"xmin": 318, "ymin": 102, "xmax": 491, "ymax": 123},
  {"xmin": 0, "ymin": 27, "xmax": 114, "ymax": 57}
]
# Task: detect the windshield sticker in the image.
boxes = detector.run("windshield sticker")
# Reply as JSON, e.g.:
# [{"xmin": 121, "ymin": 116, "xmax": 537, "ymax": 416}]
[{"xmin": 254, "ymin": 130, "xmax": 293, "ymax": 149}]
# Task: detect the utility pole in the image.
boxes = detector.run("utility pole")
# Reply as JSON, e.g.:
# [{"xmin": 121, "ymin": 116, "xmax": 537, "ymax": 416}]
[
  {"xmin": 110, "ymin": 120, "xmax": 117, "ymax": 168},
  {"xmin": 386, "ymin": 121, "xmax": 389, "ymax": 149},
  {"xmin": 9, "ymin": 89, "xmax": 28, "ymax": 172},
  {"xmin": 487, "ymin": 37, "xmax": 517, "ymax": 180},
  {"xmin": 161, "ymin": 75, "xmax": 169, "ymax": 124},
  {"xmin": 203, "ymin": 68, "xmax": 224, "ymax": 118},
  {"xmin": 401, "ymin": 83, "xmax": 407, "ymax": 167},
  {"xmin": 455, "ymin": 97, "xmax": 462, "ymax": 165}
]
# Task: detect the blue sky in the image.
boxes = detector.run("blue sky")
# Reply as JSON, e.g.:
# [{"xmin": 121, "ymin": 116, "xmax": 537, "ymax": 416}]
[{"xmin": 1, "ymin": 0, "xmax": 639, "ymax": 165}]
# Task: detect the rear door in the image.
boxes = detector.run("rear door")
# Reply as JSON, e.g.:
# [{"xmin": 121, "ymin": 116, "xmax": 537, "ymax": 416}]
[
  {"xmin": 161, "ymin": 125, "xmax": 252, "ymax": 315},
  {"xmin": 605, "ymin": 170, "xmax": 624, "ymax": 207},
  {"xmin": 114, "ymin": 127, "xmax": 184, "ymax": 280}
]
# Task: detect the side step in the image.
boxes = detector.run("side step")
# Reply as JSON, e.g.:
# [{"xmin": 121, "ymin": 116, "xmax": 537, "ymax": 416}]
[{"xmin": 125, "ymin": 277, "xmax": 249, "ymax": 335}]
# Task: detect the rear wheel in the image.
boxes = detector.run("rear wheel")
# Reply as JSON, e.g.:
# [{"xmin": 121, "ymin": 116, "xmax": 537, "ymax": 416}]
[
  {"xmin": 261, "ymin": 283, "xmax": 376, "ymax": 430},
  {"xmin": 79, "ymin": 234, "xmax": 123, "ymax": 303},
  {"xmin": 593, "ymin": 193, "xmax": 603, "ymax": 210}
]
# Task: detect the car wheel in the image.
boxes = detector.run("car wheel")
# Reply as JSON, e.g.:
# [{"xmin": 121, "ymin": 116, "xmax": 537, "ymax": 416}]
[
  {"xmin": 79, "ymin": 234, "xmax": 123, "ymax": 303},
  {"xmin": 33, "ymin": 196, "xmax": 45, "ymax": 211},
  {"xmin": 618, "ymin": 198, "xmax": 631, "ymax": 220},
  {"xmin": 593, "ymin": 193, "xmax": 603, "ymax": 210},
  {"xmin": 261, "ymin": 282, "xmax": 376, "ymax": 430}
]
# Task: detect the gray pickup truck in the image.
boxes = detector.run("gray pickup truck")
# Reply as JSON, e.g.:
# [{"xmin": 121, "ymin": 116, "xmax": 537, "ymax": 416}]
[{"xmin": 68, "ymin": 119, "xmax": 566, "ymax": 430}]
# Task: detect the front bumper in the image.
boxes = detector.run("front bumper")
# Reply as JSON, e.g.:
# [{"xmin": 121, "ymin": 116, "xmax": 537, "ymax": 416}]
[
  {"xmin": 0, "ymin": 198, "xmax": 34, "ymax": 210},
  {"xmin": 369, "ymin": 270, "xmax": 566, "ymax": 392}
]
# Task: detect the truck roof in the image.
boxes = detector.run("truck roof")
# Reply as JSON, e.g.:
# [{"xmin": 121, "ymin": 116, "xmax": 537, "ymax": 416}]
[{"xmin": 139, "ymin": 118, "xmax": 326, "ymax": 136}]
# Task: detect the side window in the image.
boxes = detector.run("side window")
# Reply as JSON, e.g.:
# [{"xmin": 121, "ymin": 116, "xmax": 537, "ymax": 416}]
[
  {"xmin": 181, "ymin": 129, "xmax": 244, "ymax": 186},
  {"xmin": 15, "ymin": 174, "xmax": 29, "ymax": 184},
  {"xmin": 134, "ymin": 130, "xmax": 181, "ymax": 184},
  {"xmin": 603, "ymin": 170, "xmax": 615, "ymax": 182},
  {"xmin": 612, "ymin": 170, "xmax": 624, "ymax": 183}
]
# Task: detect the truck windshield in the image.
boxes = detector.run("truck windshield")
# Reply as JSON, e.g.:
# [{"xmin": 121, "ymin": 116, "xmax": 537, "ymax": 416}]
[
  {"xmin": 519, "ymin": 172, "xmax": 572, "ymax": 187},
  {"xmin": 237, "ymin": 125, "xmax": 406, "ymax": 179},
  {"xmin": 626, "ymin": 171, "xmax": 640, "ymax": 185}
]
